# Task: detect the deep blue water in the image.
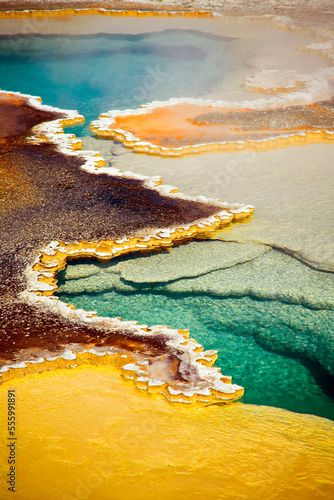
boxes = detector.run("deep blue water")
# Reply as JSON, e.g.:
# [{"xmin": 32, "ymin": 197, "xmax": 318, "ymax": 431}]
[{"xmin": 0, "ymin": 30, "xmax": 235, "ymax": 135}]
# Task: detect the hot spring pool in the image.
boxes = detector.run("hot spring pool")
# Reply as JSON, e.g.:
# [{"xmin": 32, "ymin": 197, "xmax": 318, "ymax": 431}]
[
  {"xmin": 56, "ymin": 255, "xmax": 334, "ymax": 420},
  {"xmin": 2, "ymin": 13, "xmax": 333, "ymax": 421}
]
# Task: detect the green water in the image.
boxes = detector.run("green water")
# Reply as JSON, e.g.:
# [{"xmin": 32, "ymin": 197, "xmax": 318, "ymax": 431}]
[{"xmin": 57, "ymin": 262, "xmax": 334, "ymax": 420}]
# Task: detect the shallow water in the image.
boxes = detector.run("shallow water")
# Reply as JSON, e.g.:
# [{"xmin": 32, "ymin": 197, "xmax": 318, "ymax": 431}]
[
  {"xmin": 0, "ymin": 29, "xmax": 239, "ymax": 135},
  {"xmin": 57, "ymin": 257, "xmax": 334, "ymax": 421}
]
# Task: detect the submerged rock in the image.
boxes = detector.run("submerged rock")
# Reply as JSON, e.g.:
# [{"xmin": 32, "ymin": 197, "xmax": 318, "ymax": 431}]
[
  {"xmin": 58, "ymin": 247, "xmax": 334, "ymax": 376},
  {"xmin": 59, "ymin": 246, "xmax": 334, "ymax": 310},
  {"xmin": 160, "ymin": 249, "xmax": 334, "ymax": 309},
  {"xmin": 119, "ymin": 240, "xmax": 269, "ymax": 283}
]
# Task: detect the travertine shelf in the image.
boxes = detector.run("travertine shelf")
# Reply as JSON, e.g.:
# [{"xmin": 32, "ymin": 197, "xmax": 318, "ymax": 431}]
[{"xmin": 90, "ymin": 98, "xmax": 334, "ymax": 156}]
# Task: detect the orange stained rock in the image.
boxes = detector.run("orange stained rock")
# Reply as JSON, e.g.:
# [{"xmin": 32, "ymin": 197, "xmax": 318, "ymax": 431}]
[
  {"xmin": 111, "ymin": 103, "xmax": 240, "ymax": 148},
  {"xmin": 92, "ymin": 99, "xmax": 334, "ymax": 156},
  {"xmin": 245, "ymin": 85, "xmax": 300, "ymax": 94},
  {"xmin": 0, "ymin": 364, "xmax": 333, "ymax": 500},
  {"xmin": 0, "ymin": 8, "xmax": 213, "ymax": 20}
]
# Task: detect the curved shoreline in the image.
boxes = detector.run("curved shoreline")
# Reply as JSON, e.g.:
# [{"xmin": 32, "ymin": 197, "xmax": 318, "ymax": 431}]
[
  {"xmin": 0, "ymin": 89, "xmax": 254, "ymax": 405},
  {"xmin": 90, "ymin": 96, "xmax": 334, "ymax": 156},
  {"xmin": 0, "ymin": 5, "xmax": 333, "ymax": 499}
]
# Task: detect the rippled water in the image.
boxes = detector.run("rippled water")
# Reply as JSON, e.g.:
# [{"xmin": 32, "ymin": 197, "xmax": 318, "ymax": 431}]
[
  {"xmin": 57, "ymin": 259, "xmax": 334, "ymax": 420},
  {"xmin": 0, "ymin": 30, "xmax": 237, "ymax": 135}
]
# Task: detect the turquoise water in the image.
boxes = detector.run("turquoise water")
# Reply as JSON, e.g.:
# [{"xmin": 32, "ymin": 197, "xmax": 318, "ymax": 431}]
[
  {"xmin": 0, "ymin": 30, "xmax": 236, "ymax": 135},
  {"xmin": 57, "ymin": 260, "xmax": 334, "ymax": 421}
]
